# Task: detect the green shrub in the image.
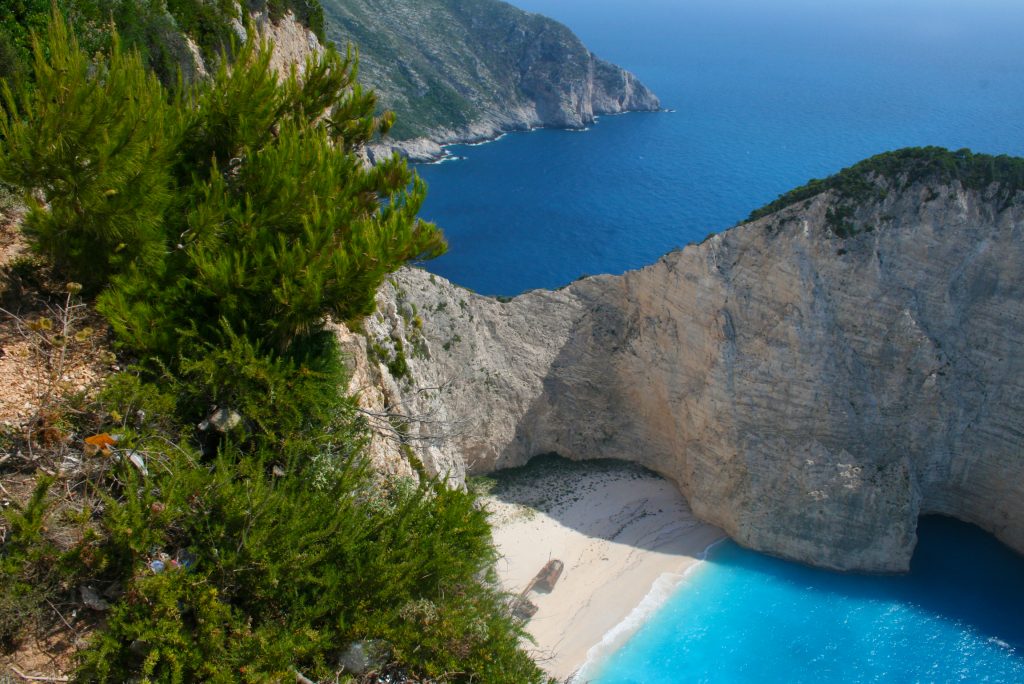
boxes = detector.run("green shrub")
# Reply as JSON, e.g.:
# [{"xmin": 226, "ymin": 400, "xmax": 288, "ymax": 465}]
[
  {"xmin": 98, "ymin": 371, "xmax": 181, "ymax": 437},
  {"xmin": 0, "ymin": 16, "xmax": 175, "ymax": 294},
  {"xmin": 75, "ymin": 445, "xmax": 546, "ymax": 682},
  {"xmin": 0, "ymin": 475, "xmax": 94, "ymax": 649},
  {"xmin": 165, "ymin": 0, "xmax": 239, "ymax": 61},
  {"xmin": 82, "ymin": 569, "xmax": 242, "ymax": 682},
  {"xmin": 0, "ymin": 477, "xmax": 55, "ymax": 647},
  {"xmin": 175, "ymin": 323, "xmax": 360, "ymax": 454},
  {"xmin": 2, "ymin": 14, "xmax": 547, "ymax": 683}
]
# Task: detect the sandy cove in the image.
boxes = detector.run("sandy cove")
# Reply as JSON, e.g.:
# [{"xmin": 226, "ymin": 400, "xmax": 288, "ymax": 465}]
[{"xmin": 480, "ymin": 457, "xmax": 724, "ymax": 682}]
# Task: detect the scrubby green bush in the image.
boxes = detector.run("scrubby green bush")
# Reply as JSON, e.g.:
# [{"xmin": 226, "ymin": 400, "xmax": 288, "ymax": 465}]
[
  {"xmin": 0, "ymin": 476, "xmax": 57, "ymax": 647},
  {"xmin": 0, "ymin": 16, "xmax": 174, "ymax": 293},
  {"xmin": 0, "ymin": 475, "xmax": 98, "ymax": 650},
  {"xmin": 1, "ymin": 14, "xmax": 548, "ymax": 682},
  {"xmin": 72, "ymin": 435, "xmax": 542, "ymax": 682},
  {"xmin": 164, "ymin": 0, "xmax": 239, "ymax": 58}
]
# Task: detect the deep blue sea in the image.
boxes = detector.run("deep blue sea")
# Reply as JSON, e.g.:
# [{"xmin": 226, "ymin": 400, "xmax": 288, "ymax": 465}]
[
  {"xmin": 415, "ymin": 0, "xmax": 1024, "ymax": 296},
  {"xmin": 588, "ymin": 518, "xmax": 1024, "ymax": 683},
  {"xmin": 411, "ymin": 0, "xmax": 1024, "ymax": 680}
]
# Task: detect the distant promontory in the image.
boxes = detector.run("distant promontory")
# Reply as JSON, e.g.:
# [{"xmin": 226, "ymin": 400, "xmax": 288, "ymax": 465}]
[{"xmin": 320, "ymin": 0, "xmax": 661, "ymax": 161}]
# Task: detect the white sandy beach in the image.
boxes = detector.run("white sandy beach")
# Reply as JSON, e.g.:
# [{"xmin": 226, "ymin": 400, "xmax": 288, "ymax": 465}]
[{"xmin": 482, "ymin": 459, "xmax": 724, "ymax": 682}]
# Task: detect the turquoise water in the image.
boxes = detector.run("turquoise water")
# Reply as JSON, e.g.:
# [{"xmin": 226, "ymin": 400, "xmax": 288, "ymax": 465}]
[
  {"xmin": 590, "ymin": 518, "xmax": 1024, "ymax": 682},
  {"xmin": 415, "ymin": 0, "xmax": 1024, "ymax": 295},
  {"xmin": 411, "ymin": 2, "xmax": 1024, "ymax": 679}
]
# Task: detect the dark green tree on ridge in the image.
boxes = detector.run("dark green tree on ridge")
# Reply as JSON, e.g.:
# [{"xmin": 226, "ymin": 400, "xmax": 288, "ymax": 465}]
[{"xmin": 1, "ymin": 12, "xmax": 445, "ymax": 360}]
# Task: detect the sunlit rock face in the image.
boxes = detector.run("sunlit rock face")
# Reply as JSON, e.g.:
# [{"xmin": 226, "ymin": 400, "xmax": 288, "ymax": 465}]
[{"xmin": 344, "ymin": 176, "xmax": 1024, "ymax": 573}]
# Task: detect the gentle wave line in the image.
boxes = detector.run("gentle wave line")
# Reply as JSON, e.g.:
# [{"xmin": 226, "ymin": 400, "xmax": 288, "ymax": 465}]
[{"xmin": 570, "ymin": 537, "xmax": 727, "ymax": 683}]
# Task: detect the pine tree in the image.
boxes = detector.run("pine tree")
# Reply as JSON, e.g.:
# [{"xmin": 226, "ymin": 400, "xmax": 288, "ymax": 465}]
[
  {"xmin": 0, "ymin": 12, "xmax": 175, "ymax": 293},
  {"xmin": 2, "ymin": 13, "xmax": 446, "ymax": 362},
  {"xmin": 0, "ymin": 16, "xmax": 550, "ymax": 682}
]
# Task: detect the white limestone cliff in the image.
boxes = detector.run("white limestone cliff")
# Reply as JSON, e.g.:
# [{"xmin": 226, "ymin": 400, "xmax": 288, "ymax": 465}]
[{"xmin": 340, "ymin": 177, "xmax": 1024, "ymax": 573}]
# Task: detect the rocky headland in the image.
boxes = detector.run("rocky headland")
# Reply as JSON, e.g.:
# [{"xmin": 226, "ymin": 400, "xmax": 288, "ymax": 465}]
[
  {"xmin": 319, "ymin": 0, "xmax": 660, "ymax": 161},
  {"xmin": 341, "ymin": 149, "xmax": 1024, "ymax": 573}
]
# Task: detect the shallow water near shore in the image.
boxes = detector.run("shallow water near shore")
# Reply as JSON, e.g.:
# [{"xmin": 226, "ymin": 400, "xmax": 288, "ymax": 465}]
[
  {"xmin": 415, "ymin": 0, "xmax": 1024, "ymax": 296},
  {"xmin": 585, "ymin": 517, "xmax": 1024, "ymax": 683},
  {"xmin": 409, "ymin": 0, "xmax": 1024, "ymax": 678},
  {"xmin": 481, "ymin": 455, "xmax": 724, "ymax": 681}
]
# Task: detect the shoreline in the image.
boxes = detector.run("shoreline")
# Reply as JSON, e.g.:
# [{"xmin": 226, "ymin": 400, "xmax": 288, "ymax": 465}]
[
  {"xmin": 367, "ymin": 108, "xmax": 669, "ymax": 164},
  {"xmin": 571, "ymin": 537, "xmax": 728, "ymax": 682},
  {"xmin": 480, "ymin": 457, "xmax": 723, "ymax": 682}
]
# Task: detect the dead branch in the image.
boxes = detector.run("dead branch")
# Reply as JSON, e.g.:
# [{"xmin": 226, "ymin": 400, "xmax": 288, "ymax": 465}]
[
  {"xmin": 356, "ymin": 405, "xmax": 471, "ymax": 446},
  {"xmin": 7, "ymin": 664, "xmax": 70, "ymax": 682},
  {"xmin": 43, "ymin": 599, "xmax": 77, "ymax": 635},
  {"xmin": 294, "ymin": 671, "xmax": 316, "ymax": 684}
]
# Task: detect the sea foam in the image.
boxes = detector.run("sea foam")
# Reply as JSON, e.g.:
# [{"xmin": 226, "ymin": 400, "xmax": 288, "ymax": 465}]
[{"xmin": 572, "ymin": 537, "xmax": 726, "ymax": 682}]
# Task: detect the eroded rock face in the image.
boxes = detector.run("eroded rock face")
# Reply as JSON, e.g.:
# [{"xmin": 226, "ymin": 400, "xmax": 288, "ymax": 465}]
[
  {"xmin": 167, "ymin": 10, "xmax": 323, "ymax": 82},
  {"xmin": 251, "ymin": 10, "xmax": 324, "ymax": 76},
  {"xmin": 343, "ymin": 180, "xmax": 1024, "ymax": 572},
  {"xmin": 340, "ymin": 271, "xmax": 585, "ymax": 483}
]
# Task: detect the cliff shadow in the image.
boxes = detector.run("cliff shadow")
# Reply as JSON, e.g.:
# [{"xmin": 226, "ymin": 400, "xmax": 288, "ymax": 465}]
[
  {"xmin": 471, "ymin": 274, "xmax": 726, "ymax": 557},
  {"xmin": 476, "ymin": 453, "xmax": 724, "ymax": 557}
]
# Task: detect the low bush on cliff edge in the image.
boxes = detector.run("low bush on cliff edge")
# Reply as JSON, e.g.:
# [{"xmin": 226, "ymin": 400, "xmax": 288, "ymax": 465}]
[
  {"xmin": 0, "ymin": 14, "xmax": 547, "ymax": 683},
  {"xmin": 747, "ymin": 146, "xmax": 1024, "ymax": 224},
  {"xmin": 72, "ymin": 386, "xmax": 538, "ymax": 682}
]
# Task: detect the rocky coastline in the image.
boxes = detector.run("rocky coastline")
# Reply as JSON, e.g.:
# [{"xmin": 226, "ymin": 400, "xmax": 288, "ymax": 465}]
[
  {"xmin": 320, "ymin": 0, "xmax": 660, "ymax": 163},
  {"xmin": 367, "ymin": 108, "xmax": 662, "ymax": 165},
  {"xmin": 340, "ymin": 155, "xmax": 1024, "ymax": 574},
  {"xmin": 363, "ymin": 74, "xmax": 662, "ymax": 164}
]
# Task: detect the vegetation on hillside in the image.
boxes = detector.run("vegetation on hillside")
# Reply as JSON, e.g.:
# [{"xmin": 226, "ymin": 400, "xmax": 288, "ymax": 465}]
[
  {"xmin": 0, "ymin": 13, "xmax": 548, "ymax": 683},
  {"xmin": 1, "ymin": 0, "xmax": 326, "ymax": 86},
  {"xmin": 320, "ymin": 0, "xmax": 493, "ymax": 139},
  {"xmin": 747, "ymin": 147, "xmax": 1024, "ymax": 229},
  {"xmin": 320, "ymin": 0, "xmax": 596, "ymax": 140}
]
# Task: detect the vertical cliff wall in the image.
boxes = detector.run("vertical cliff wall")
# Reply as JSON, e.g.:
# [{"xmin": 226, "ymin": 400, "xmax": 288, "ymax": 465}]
[{"xmin": 344, "ymin": 158, "xmax": 1024, "ymax": 572}]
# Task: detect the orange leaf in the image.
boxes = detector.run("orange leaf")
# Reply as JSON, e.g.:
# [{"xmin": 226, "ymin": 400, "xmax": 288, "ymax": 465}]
[{"xmin": 84, "ymin": 433, "xmax": 118, "ymax": 456}]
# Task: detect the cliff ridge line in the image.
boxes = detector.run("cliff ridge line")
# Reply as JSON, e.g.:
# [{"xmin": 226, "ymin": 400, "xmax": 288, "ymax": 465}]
[{"xmin": 343, "ymin": 151, "xmax": 1024, "ymax": 572}]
